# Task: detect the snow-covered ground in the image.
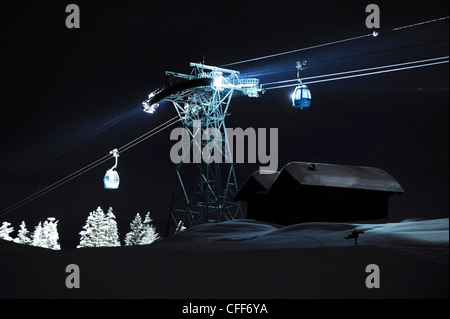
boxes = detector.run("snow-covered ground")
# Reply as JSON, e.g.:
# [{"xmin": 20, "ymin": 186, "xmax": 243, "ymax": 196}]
[
  {"xmin": 161, "ymin": 218, "xmax": 449, "ymax": 248},
  {"xmin": 0, "ymin": 218, "xmax": 448, "ymax": 299}
]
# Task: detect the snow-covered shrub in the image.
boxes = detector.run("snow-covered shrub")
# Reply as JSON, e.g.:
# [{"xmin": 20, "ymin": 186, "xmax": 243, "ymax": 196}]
[
  {"xmin": 0, "ymin": 221, "xmax": 14, "ymax": 241},
  {"xmin": 125, "ymin": 212, "xmax": 159, "ymax": 246}
]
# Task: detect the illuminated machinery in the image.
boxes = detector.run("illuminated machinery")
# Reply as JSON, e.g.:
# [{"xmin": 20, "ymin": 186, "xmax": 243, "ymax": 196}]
[{"xmin": 142, "ymin": 63, "xmax": 264, "ymax": 233}]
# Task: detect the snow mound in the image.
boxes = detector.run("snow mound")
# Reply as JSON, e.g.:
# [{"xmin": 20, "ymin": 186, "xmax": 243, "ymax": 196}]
[
  {"xmin": 356, "ymin": 218, "xmax": 449, "ymax": 248},
  {"xmin": 159, "ymin": 218, "xmax": 449, "ymax": 249},
  {"xmin": 160, "ymin": 220, "xmax": 277, "ymax": 243}
]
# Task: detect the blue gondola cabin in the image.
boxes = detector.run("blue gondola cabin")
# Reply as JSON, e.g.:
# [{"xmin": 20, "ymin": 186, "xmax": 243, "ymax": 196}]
[{"xmin": 292, "ymin": 84, "xmax": 311, "ymax": 108}]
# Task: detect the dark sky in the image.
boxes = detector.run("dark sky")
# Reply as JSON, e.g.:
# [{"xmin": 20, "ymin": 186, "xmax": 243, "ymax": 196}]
[{"xmin": 1, "ymin": 1, "xmax": 448, "ymax": 248}]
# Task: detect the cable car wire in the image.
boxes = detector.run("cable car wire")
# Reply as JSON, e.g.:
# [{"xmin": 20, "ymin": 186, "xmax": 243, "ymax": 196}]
[
  {"xmin": 240, "ymin": 38, "xmax": 448, "ymax": 80},
  {"xmin": 392, "ymin": 16, "xmax": 449, "ymax": 31},
  {"xmin": 0, "ymin": 115, "xmax": 181, "ymax": 218},
  {"xmin": 304, "ymin": 60, "xmax": 449, "ymax": 85},
  {"xmin": 222, "ymin": 15, "xmax": 448, "ymax": 68},
  {"xmin": 220, "ymin": 32, "xmax": 377, "ymax": 67},
  {"xmin": 117, "ymin": 116, "xmax": 180, "ymax": 153},
  {"xmin": 0, "ymin": 106, "xmax": 139, "ymax": 191},
  {"xmin": 0, "ymin": 154, "xmax": 111, "ymax": 218},
  {"xmin": 262, "ymin": 56, "xmax": 449, "ymax": 87},
  {"xmin": 264, "ymin": 58, "xmax": 449, "ymax": 90}
]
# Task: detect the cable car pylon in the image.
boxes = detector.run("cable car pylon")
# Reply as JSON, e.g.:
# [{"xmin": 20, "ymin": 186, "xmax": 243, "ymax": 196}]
[{"xmin": 142, "ymin": 62, "xmax": 263, "ymax": 234}]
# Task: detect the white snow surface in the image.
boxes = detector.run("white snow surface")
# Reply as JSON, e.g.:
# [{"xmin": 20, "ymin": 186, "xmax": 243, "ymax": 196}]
[
  {"xmin": 1, "ymin": 217, "xmax": 447, "ymax": 298},
  {"xmin": 160, "ymin": 218, "xmax": 449, "ymax": 249}
]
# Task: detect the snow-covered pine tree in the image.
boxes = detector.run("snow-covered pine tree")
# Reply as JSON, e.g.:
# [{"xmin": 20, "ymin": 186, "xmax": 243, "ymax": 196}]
[
  {"xmin": 30, "ymin": 219, "xmax": 61, "ymax": 250},
  {"xmin": 140, "ymin": 212, "xmax": 160, "ymax": 245},
  {"xmin": 78, "ymin": 207, "xmax": 121, "ymax": 248},
  {"xmin": 78, "ymin": 206, "xmax": 108, "ymax": 248},
  {"xmin": 105, "ymin": 207, "xmax": 121, "ymax": 247},
  {"xmin": 31, "ymin": 222, "xmax": 46, "ymax": 248},
  {"xmin": 42, "ymin": 218, "xmax": 61, "ymax": 250},
  {"xmin": 14, "ymin": 221, "xmax": 31, "ymax": 245},
  {"xmin": 0, "ymin": 221, "xmax": 14, "ymax": 241},
  {"xmin": 125, "ymin": 213, "xmax": 145, "ymax": 246}
]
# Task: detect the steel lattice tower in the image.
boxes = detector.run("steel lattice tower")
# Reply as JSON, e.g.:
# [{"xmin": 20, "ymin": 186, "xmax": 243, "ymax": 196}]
[{"xmin": 142, "ymin": 63, "xmax": 263, "ymax": 234}]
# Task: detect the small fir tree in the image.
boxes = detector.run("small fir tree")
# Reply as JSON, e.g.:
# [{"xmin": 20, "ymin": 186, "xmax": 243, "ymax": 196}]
[
  {"xmin": 105, "ymin": 207, "xmax": 121, "ymax": 247},
  {"xmin": 42, "ymin": 218, "xmax": 61, "ymax": 250},
  {"xmin": 78, "ymin": 206, "xmax": 107, "ymax": 248},
  {"xmin": 140, "ymin": 212, "xmax": 160, "ymax": 245},
  {"xmin": 125, "ymin": 213, "xmax": 145, "ymax": 246},
  {"xmin": 14, "ymin": 221, "xmax": 31, "ymax": 245},
  {"xmin": 31, "ymin": 222, "xmax": 46, "ymax": 248},
  {"xmin": 124, "ymin": 212, "xmax": 159, "ymax": 246}
]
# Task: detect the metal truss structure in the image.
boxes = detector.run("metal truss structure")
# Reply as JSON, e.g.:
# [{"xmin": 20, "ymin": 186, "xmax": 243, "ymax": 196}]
[{"xmin": 143, "ymin": 63, "xmax": 263, "ymax": 234}]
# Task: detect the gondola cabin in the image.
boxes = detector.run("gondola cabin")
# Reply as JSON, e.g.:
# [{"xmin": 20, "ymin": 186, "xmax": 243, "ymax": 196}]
[
  {"xmin": 292, "ymin": 84, "xmax": 311, "ymax": 108},
  {"xmin": 104, "ymin": 169, "xmax": 120, "ymax": 189},
  {"xmin": 103, "ymin": 149, "xmax": 120, "ymax": 189}
]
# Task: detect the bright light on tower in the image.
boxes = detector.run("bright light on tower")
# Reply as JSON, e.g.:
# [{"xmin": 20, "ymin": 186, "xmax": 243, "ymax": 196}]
[
  {"xmin": 213, "ymin": 75, "xmax": 224, "ymax": 89},
  {"xmin": 142, "ymin": 101, "xmax": 158, "ymax": 114},
  {"xmin": 142, "ymin": 91, "xmax": 160, "ymax": 114}
]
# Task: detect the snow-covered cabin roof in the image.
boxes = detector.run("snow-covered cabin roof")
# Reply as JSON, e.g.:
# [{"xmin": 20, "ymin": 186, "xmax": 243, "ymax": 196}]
[
  {"xmin": 234, "ymin": 171, "xmax": 278, "ymax": 200},
  {"xmin": 279, "ymin": 162, "xmax": 404, "ymax": 193}
]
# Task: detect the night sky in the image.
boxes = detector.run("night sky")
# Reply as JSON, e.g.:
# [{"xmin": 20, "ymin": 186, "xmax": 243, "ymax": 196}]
[{"xmin": 1, "ymin": 1, "xmax": 448, "ymax": 248}]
